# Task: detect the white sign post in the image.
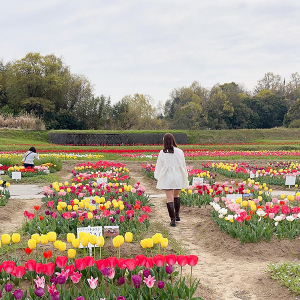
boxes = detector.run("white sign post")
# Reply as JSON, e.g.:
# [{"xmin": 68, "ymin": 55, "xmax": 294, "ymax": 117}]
[
  {"xmin": 97, "ymin": 177, "xmax": 108, "ymax": 185},
  {"xmin": 12, "ymin": 172, "xmax": 21, "ymax": 181},
  {"xmin": 285, "ymin": 176, "xmax": 296, "ymax": 188}
]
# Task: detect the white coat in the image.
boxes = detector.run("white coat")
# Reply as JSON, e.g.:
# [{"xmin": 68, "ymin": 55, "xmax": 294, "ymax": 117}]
[{"xmin": 154, "ymin": 147, "xmax": 189, "ymax": 190}]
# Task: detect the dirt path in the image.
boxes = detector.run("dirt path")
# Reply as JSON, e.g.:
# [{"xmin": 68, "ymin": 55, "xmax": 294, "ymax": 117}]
[{"xmin": 125, "ymin": 161, "xmax": 300, "ymax": 300}]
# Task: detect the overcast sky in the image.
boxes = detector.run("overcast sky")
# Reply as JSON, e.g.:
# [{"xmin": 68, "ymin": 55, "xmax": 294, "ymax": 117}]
[{"xmin": 1, "ymin": 0, "xmax": 300, "ymax": 105}]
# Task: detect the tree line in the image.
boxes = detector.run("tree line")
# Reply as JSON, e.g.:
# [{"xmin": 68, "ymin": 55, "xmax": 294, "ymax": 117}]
[{"xmin": 1, "ymin": 52, "xmax": 300, "ymax": 130}]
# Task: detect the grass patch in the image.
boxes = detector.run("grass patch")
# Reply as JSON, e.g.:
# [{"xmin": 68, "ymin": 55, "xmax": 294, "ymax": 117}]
[{"xmin": 268, "ymin": 262, "xmax": 300, "ymax": 294}]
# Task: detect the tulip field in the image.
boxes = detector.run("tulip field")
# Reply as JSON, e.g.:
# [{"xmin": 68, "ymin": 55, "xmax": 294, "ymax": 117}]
[{"xmin": 2, "ymin": 139, "xmax": 300, "ymax": 299}]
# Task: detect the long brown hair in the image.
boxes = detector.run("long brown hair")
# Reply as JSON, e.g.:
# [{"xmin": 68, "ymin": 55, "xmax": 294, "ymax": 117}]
[{"xmin": 163, "ymin": 133, "xmax": 177, "ymax": 153}]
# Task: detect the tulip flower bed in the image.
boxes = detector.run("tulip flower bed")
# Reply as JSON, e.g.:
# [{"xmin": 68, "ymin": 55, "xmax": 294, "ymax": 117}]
[
  {"xmin": 210, "ymin": 194, "xmax": 300, "ymax": 244},
  {"xmin": 202, "ymin": 161, "xmax": 300, "ymax": 186},
  {"xmin": 268, "ymin": 262, "xmax": 300, "ymax": 294},
  {"xmin": 179, "ymin": 180, "xmax": 273, "ymax": 208},
  {"xmin": 72, "ymin": 161, "xmax": 130, "ymax": 184},
  {"xmin": 5, "ymin": 164, "xmax": 57, "ymax": 178},
  {"xmin": 0, "ymin": 180, "xmax": 10, "ymax": 206},
  {"xmin": 0, "ymin": 230, "xmax": 201, "ymax": 300},
  {"xmin": 141, "ymin": 163, "xmax": 214, "ymax": 184}
]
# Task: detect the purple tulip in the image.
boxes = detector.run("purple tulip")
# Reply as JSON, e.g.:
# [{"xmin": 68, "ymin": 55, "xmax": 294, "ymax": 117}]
[
  {"xmin": 165, "ymin": 265, "xmax": 173, "ymax": 274},
  {"xmin": 50, "ymin": 275, "xmax": 58, "ymax": 284},
  {"xmin": 118, "ymin": 277, "xmax": 125, "ymax": 285},
  {"xmin": 34, "ymin": 287, "xmax": 45, "ymax": 298},
  {"xmin": 143, "ymin": 269, "xmax": 150, "ymax": 278},
  {"xmin": 45, "ymin": 210, "xmax": 50, "ymax": 215},
  {"xmin": 132, "ymin": 274, "xmax": 142, "ymax": 289},
  {"xmin": 5, "ymin": 284, "xmax": 13, "ymax": 292},
  {"xmin": 50, "ymin": 291, "xmax": 60, "ymax": 300},
  {"xmin": 13, "ymin": 289, "xmax": 23, "ymax": 300},
  {"xmin": 57, "ymin": 275, "xmax": 66, "ymax": 284},
  {"xmin": 158, "ymin": 281, "xmax": 165, "ymax": 289},
  {"xmin": 101, "ymin": 267, "xmax": 110, "ymax": 276},
  {"xmin": 117, "ymin": 296, "xmax": 126, "ymax": 300}
]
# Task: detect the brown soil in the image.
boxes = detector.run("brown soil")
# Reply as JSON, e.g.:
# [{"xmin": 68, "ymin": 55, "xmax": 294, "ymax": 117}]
[{"xmin": 0, "ymin": 160, "xmax": 299, "ymax": 300}]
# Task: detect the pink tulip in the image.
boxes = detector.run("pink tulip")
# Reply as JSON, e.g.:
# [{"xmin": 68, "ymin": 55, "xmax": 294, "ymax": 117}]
[
  {"xmin": 143, "ymin": 275, "xmax": 156, "ymax": 288},
  {"xmin": 87, "ymin": 276, "xmax": 98, "ymax": 289}
]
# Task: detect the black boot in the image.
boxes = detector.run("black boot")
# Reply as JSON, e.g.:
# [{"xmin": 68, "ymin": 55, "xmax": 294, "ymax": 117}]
[
  {"xmin": 174, "ymin": 197, "xmax": 181, "ymax": 221},
  {"xmin": 166, "ymin": 202, "xmax": 176, "ymax": 227}
]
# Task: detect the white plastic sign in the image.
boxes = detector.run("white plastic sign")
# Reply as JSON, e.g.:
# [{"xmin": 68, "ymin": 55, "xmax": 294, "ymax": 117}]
[
  {"xmin": 192, "ymin": 177, "xmax": 204, "ymax": 185},
  {"xmin": 77, "ymin": 226, "xmax": 103, "ymax": 248},
  {"xmin": 12, "ymin": 172, "xmax": 21, "ymax": 180},
  {"xmin": 0, "ymin": 171, "xmax": 4, "ymax": 175},
  {"xmin": 97, "ymin": 177, "xmax": 108, "ymax": 184},
  {"xmin": 285, "ymin": 176, "xmax": 296, "ymax": 187},
  {"xmin": 249, "ymin": 171, "xmax": 256, "ymax": 179},
  {"xmin": 226, "ymin": 194, "xmax": 242, "ymax": 201}
]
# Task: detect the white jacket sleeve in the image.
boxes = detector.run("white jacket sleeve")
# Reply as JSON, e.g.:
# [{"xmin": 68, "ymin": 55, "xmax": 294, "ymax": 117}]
[
  {"xmin": 154, "ymin": 151, "xmax": 163, "ymax": 180},
  {"xmin": 181, "ymin": 150, "xmax": 188, "ymax": 178}
]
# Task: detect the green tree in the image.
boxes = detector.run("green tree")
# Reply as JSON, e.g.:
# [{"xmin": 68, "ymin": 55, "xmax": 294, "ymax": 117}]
[
  {"xmin": 283, "ymin": 98, "xmax": 300, "ymax": 127},
  {"xmin": 254, "ymin": 72, "xmax": 284, "ymax": 96}
]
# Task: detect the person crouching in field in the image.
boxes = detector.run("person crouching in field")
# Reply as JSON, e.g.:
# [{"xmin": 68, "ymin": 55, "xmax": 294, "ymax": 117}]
[
  {"xmin": 22, "ymin": 147, "xmax": 39, "ymax": 168},
  {"xmin": 154, "ymin": 133, "xmax": 189, "ymax": 227}
]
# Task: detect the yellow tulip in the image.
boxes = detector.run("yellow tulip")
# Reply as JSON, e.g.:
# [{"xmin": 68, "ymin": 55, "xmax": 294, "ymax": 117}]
[
  {"xmin": 119, "ymin": 204, "xmax": 125, "ymax": 211},
  {"xmin": 72, "ymin": 238, "xmax": 80, "ymax": 248},
  {"xmin": 145, "ymin": 238, "xmax": 153, "ymax": 248},
  {"xmin": 28, "ymin": 239, "xmax": 37, "ymax": 250},
  {"xmin": 40, "ymin": 235, "xmax": 48, "ymax": 245},
  {"xmin": 32, "ymin": 234, "xmax": 41, "ymax": 243},
  {"xmin": 161, "ymin": 238, "xmax": 168, "ymax": 248},
  {"xmin": 96, "ymin": 236, "xmax": 105, "ymax": 247},
  {"xmin": 68, "ymin": 205, "xmax": 72, "ymax": 211},
  {"xmin": 79, "ymin": 202, "xmax": 84, "ymax": 208},
  {"xmin": 54, "ymin": 240, "xmax": 61, "ymax": 249},
  {"xmin": 81, "ymin": 237, "xmax": 89, "ymax": 247},
  {"xmin": 57, "ymin": 205, "xmax": 62, "ymax": 211},
  {"xmin": 287, "ymin": 195, "xmax": 295, "ymax": 201},
  {"xmin": 47, "ymin": 232, "xmax": 57, "ymax": 242},
  {"xmin": 89, "ymin": 235, "xmax": 97, "ymax": 245},
  {"xmin": 1, "ymin": 234, "xmax": 11, "ymax": 245},
  {"xmin": 241, "ymin": 201, "xmax": 248, "ymax": 207},
  {"xmin": 6, "ymin": 182, "xmax": 10, "ymax": 188},
  {"xmin": 73, "ymin": 199, "xmax": 79, "ymax": 205},
  {"xmin": 152, "ymin": 233, "xmax": 163, "ymax": 244},
  {"xmin": 87, "ymin": 212, "xmax": 93, "ymax": 220},
  {"xmin": 59, "ymin": 242, "xmax": 67, "ymax": 252},
  {"xmin": 12, "ymin": 233, "xmax": 20, "ymax": 244},
  {"xmin": 235, "ymin": 198, "xmax": 242, "ymax": 204},
  {"xmin": 281, "ymin": 194, "xmax": 285, "ymax": 199},
  {"xmin": 125, "ymin": 232, "xmax": 133, "ymax": 243},
  {"xmin": 251, "ymin": 205, "xmax": 257, "ymax": 211},
  {"xmin": 67, "ymin": 233, "xmax": 75, "ymax": 243},
  {"xmin": 68, "ymin": 249, "xmax": 76, "ymax": 259},
  {"xmin": 113, "ymin": 236, "xmax": 121, "ymax": 248}
]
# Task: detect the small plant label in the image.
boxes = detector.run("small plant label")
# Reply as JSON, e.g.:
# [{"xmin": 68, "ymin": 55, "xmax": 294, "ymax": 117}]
[
  {"xmin": 192, "ymin": 177, "xmax": 204, "ymax": 185},
  {"xmin": 0, "ymin": 171, "xmax": 4, "ymax": 175},
  {"xmin": 104, "ymin": 226, "xmax": 119, "ymax": 237},
  {"xmin": 77, "ymin": 225, "xmax": 102, "ymax": 248},
  {"xmin": 97, "ymin": 177, "xmax": 108, "ymax": 184},
  {"xmin": 12, "ymin": 172, "xmax": 21, "ymax": 180},
  {"xmin": 285, "ymin": 176, "xmax": 296, "ymax": 188}
]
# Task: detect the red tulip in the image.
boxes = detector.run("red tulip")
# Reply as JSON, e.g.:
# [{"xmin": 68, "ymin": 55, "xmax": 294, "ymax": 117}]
[
  {"xmin": 125, "ymin": 258, "xmax": 136, "ymax": 271},
  {"xmin": 96, "ymin": 259, "xmax": 106, "ymax": 270},
  {"xmin": 106, "ymin": 257, "xmax": 118, "ymax": 268},
  {"xmin": 2, "ymin": 261, "xmax": 15, "ymax": 274},
  {"xmin": 166, "ymin": 254, "xmax": 177, "ymax": 266},
  {"xmin": 25, "ymin": 259, "xmax": 37, "ymax": 271},
  {"xmin": 43, "ymin": 250, "xmax": 52, "ymax": 260},
  {"xmin": 43, "ymin": 262, "xmax": 55, "ymax": 276},
  {"xmin": 83, "ymin": 256, "xmax": 95, "ymax": 268},
  {"xmin": 186, "ymin": 255, "xmax": 198, "ymax": 267},
  {"xmin": 11, "ymin": 266, "xmax": 26, "ymax": 278},
  {"xmin": 75, "ymin": 258, "xmax": 86, "ymax": 271},
  {"xmin": 117, "ymin": 258, "xmax": 127, "ymax": 270},
  {"xmin": 135, "ymin": 255, "xmax": 146, "ymax": 267},
  {"xmin": 144, "ymin": 257, "xmax": 153, "ymax": 269},
  {"xmin": 56, "ymin": 256, "xmax": 68, "ymax": 269},
  {"xmin": 35, "ymin": 263, "xmax": 44, "ymax": 274},
  {"xmin": 65, "ymin": 264, "xmax": 75, "ymax": 276},
  {"xmin": 153, "ymin": 255, "xmax": 165, "ymax": 267},
  {"xmin": 176, "ymin": 255, "xmax": 187, "ymax": 267}
]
